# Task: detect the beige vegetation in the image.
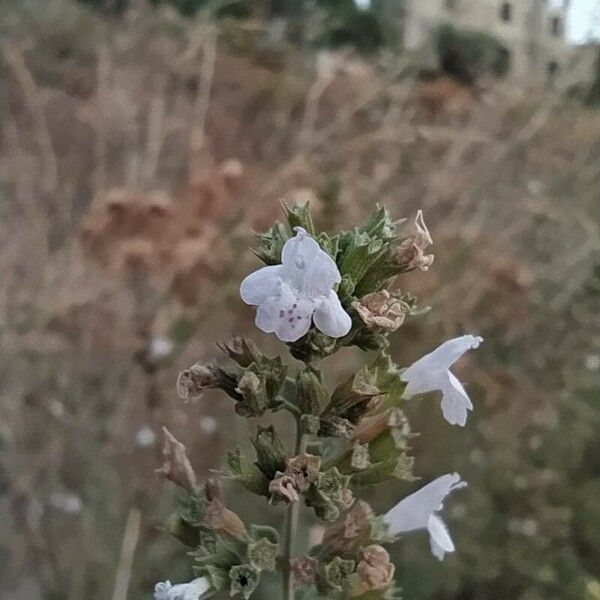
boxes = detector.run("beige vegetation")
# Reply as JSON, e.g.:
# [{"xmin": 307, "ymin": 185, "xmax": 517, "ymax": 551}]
[{"xmin": 0, "ymin": 1, "xmax": 599, "ymax": 599}]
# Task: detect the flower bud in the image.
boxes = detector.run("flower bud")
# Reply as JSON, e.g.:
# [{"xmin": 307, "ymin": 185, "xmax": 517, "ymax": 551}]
[
  {"xmin": 353, "ymin": 289, "xmax": 408, "ymax": 332},
  {"xmin": 252, "ymin": 426, "xmax": 287, "ymax": 480},
  {"xmin": 217, "ymin": 335, "xmax": 261, "ymax": 368},
  {"xmin": 296, "ymin": 368, "xmax": 330, "ymax": 415},
  {"xmin": 156, "ymin": 427, "xmax": 197, "ymax": 492},
  {"xmin": 176, "ymin": 363, "xmax": 219, "ymax": 401}
]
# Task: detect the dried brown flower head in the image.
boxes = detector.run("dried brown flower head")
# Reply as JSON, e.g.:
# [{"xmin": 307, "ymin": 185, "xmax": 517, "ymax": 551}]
[
  {"xmin": 353, "ymin": 289, "xmax": 408, "ymax": 332},
  {"xmin": 291, "ymin": 555, "xmax": 318, "ymax": 587},
  {"xmin": 156, "ymin": 427, "xmax": 197, "ymax": 492},
  {"xmin": 393, "ymin": 210, "xmax": 434, "ymax": 272},
  {"xmin": 204, "ymin": 497, "xmax": 248, "ymax": 542},
  {"xmin": 286, "ymin": 454, "xmax": 321, "ymax": 492},
  {"xmin": 351, "ymin": 545, "xmax": 395, "ymax": 596},
  {"xmin": 268, "ymin": 474, "xmax": 300, "ymax": 503},
  {"xmin": 176, "ymin": 363, "xmax": 219, "ymax": 401}
]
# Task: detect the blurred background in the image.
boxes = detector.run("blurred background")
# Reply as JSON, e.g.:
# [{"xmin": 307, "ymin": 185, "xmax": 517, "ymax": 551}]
[{"xmin": 1, "ymin": 0, "xmax": 599, "ymax": 598}]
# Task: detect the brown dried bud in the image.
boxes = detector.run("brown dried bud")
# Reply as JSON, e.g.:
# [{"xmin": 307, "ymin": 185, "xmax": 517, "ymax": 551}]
[
  {"xmin": 176, "ymin": 362, "xmax": 219, "ymax": 401},
  {"xmin": 353, "ymin": 289, "xmax": 408, "ymax": 332},
  {"xmin": 351, "ymin": 545, "xmax": 395, "ymax": 596},
  {"xmin": 291, "ymin": 556, "xmax": 318, "ymax": 588},
  {"xmin": 393, "ymin": 210, "xmax": 434, "ymax": 272},
  {"xmin": 286, "ymin": 454, "xmax": 321, "ymax": 492},
  {"xmin": 156, "ymin": 427, "xmax": 197, "ymax": 492},
  {"xmin": 204, "ymin": 497, "xmax": 248, "ymax": 542},
  {"xmin": 321, "ymin": 500, "xmax": 374, "ymax": 554},
  {"xmin": 339, "ymin": 487, "xmax": 355, "ymax": 511},
  {"xmin": 269, "ymin": 474, "xmax": 300, "ymax": 503}
]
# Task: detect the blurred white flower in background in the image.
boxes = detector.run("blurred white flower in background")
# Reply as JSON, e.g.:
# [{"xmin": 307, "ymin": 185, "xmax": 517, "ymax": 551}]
[
  {"xmin": 240, "ymin": 227, "xmax": 351, "ymax": 342},
  {"xmin": 154, "ymin": 577, "xmax": 210, "ymax": 600},
  {"xmin": 199, "ymin": 416, "xmax": 218, "ymax": 435},
  {"xmin": 49, "ymin": 492, "xmax": 82, "ymax": 515},
  {"xmin": 384, "ymin": 473, "xmax": 467, "ymax": 561},
  {"xmin": 150, "ymin": 336, "xmax": 175, "ymax": 362},
  {"xmin": 136, "ymin": 425, "xmax": 157, "ymax": 448},
  {"xmin": 402, "ymin": 335, "xmax": 483, "ymax": 426}
]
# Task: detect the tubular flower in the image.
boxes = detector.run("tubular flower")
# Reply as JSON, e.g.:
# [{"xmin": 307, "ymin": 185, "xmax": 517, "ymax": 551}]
[
  {"xmin": 383, "ymin": 473, "xmax": 467, "ymax": 561},
  {"xmin": 401, "ymin": 335, "xmax": 483, "ymax": 426},
  {"xmin": 154, "ymin": 576, "xmax": 211, "ymax": 600},
  {"xmin": 240, "ymin": 227, "xmax": 351, "ymax": 342}
]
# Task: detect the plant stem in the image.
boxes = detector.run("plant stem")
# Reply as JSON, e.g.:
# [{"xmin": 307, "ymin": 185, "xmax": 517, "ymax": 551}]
[{"xmin": 282, "ymin": 417, "xmax": 305, "ymax": 600}]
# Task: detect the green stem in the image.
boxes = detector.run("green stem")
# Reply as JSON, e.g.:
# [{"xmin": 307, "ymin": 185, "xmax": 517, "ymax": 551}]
[{"xmin": 282, "ymin": 417, "xmax": 305, "ymax": 600}]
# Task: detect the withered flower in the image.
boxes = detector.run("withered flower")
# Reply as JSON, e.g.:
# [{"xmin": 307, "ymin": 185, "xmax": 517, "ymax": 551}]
[
  {"xmin": 353, "ymin": 289, "xmax": 408, "ymax": 332},
  {"xmin": 156, "ymin": 427, "xmax": 197, "ymax": 492},
  {"xmin": 204, "ymin": 497, "xmax": 248, "ymax": 542},
  {"xmin": 286, "ymin": 454, "xmax": 321, "ymax": 492},
  {"xmin": 321, "ymin": 500, "xmax": 374, "ymax": 554},
  {"xmin": 291, "ymin": 555, "xmax": 318, "ymax": 588},
  {"xmin": 393, "ymin": 210, "xmax": 434, "ymax": 272},
  {"xmin": 351, "ymin": 545, "xmax": 395, "ymax": 596},
  {"xmin": 176, "ymin": 363, "xmax": 219, "ymax": 401},
  {"xmin": 269, "ymin": 474, "xmax": 300, "ymax": 503}
]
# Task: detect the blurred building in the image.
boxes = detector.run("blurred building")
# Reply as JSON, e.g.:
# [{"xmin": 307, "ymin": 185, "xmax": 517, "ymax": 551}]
[{"xmin": 387, "ymin": 0, "xmax": 576, "ymax": 88}]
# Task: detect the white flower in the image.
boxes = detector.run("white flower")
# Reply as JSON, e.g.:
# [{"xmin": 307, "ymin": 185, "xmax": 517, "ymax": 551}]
[
  {"xmin": 154, "ymin": 577, "xmax": 210, "ymax": 600},
  {"xmin": 383, "ymin": 473, "xmax": 467, "ymax": 561},
  {"xmin": 240, "ymin": 227, "xmax": 351, "ymax": 342},
  {"xmin": 401, "ymin": 335, "xmax": 483, "ymax": 426}
]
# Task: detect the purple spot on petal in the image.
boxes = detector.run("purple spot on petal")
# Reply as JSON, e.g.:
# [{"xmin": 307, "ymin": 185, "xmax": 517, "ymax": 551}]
[
  {"xmin": 291, "ymin": 324, "xmax": 296, "ymax": 329},
  {"xmin": 293, "ymin": 303, "xmax": 297, "ymax": 308},
  {"xmin": 297, "ymin": 316, "xmax": 302, "ymax": 320},
  {"xmin": 279, "ymin": 310, "xmax": 285, "ymax": 318},
  {"xmin": 288, "ymin": 309, "xmax": 293, "ymax": 314},
  {"xmin": 288, "ymin": 318, "xmax": 294, "ymax": 323}
]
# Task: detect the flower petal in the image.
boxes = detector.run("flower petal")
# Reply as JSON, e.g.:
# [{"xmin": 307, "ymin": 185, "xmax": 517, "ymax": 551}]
[
  {"xmin": 313, "ymin": 290, "xmax": 352, "ymax": 338},
  {"xmin": 154, "ymin": 577, "xmax": 211, "ymax": 600},
  {"xmin": 440, "ymin": 372, "xmax": 473, "ymax": 426},
  {"xmin": 240, "ymin": 265, "xmax": 283, "ymax": 305},
  {"xmin": 383, "ymin": 473, "xmax": 464, "ymax": 535},
  {"xmin": 281, "ymin": 228, "xmax": 340, "ymax": 297},
  {"xmin": 403, "ymin": 335, "xmax": 483, "ymax": 379},
  {"xmin": 255, "ymin": 283, "xmax": 314, "ymax": 342},
  {"xmin": 427, "ymin": 515, "xmax": 454, "ymax": 561}
]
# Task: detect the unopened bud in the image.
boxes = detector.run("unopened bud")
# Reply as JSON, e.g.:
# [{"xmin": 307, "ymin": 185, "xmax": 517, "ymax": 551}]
[{"xmin": 218, "ymin": 336, "xmax": 261, "ymax": 368}]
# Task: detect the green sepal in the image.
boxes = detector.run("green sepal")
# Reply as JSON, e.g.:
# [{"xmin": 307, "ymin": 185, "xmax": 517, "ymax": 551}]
[
  {"xmin": 301, "ymin": 414, "xmax": 321, "ymax": 435},
  {"xmin": 249, "ymin": 524, "xmax": 279, "ymax": 545},
  {"xmin": 178, "ymin": 486, "xmax": 207, "ymax": 527},
  {"xmin": 252, "ymin": 425, "xmax": 288, "ymax": 480},
  {"xmin": 247, "ymin": 537, "xmax": 278, "ymax": 571},
  {"xmin": 229, "ymin": 564, "xmax": 260, "ymax": 600},
  {"xmin": 323, "ymin": 556, "xmax": 356, "ymax": 592},
  {"xmin": 164, "ymin": 512, "xmax": 200, "ymax": 547},
  {"xmin": 296, "ymin": 367, "xmax": 330, "ymax": 415},
  {"xmin": 196, "ymin": 564, "xmax": 230, "ymax": 591},
  {"xmin": 226, "ymin": 448, "xmax": 270, "ymax": 496},
  {"xmin": 283, "ymin": 202, "xmax": 315, "ymax": 236},
  {"xmin": 252, "ymin": 223, "xmax": 288, "ymax": 265}
]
